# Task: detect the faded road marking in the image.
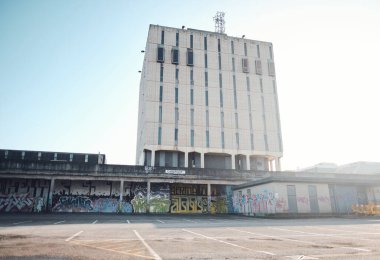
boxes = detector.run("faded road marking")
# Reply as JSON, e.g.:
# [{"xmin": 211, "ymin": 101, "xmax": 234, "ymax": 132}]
[
  {"xmin": 133, "ymin": 230, "xmax": 162, "ymax": 260},
  {"xmin": 156, "ymin": 219, "xmax": 165, "ymax": 224},
  {"xmin": 13, "ymin": 221, "xmax": 32, "ymax": 225},
  {"xmin": 65, "ymin": 231, "xmax": 83, "ymax": 242},
  {"xmin": 54, "ymin": 220, "xmax": 65, "ymax": 225},
  {"xmin": 126, "ymin": 220, "xmax": 130, "ymax": 224},
  {"xmin": 92, "ymin": 220, "xmax": 98, "ymax": 224},
  {"xmin": 182, "ymin": 228, "xmax": 275, "ymax": 256},
  {"xmin": 184, "ymin": 219, "xmax": 197, "ymax": 223}
]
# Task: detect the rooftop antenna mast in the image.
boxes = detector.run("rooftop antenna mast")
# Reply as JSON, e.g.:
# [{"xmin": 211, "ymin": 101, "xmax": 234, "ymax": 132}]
[{"xmin": 213, "ymin": 11, "xmax": 225, "ymax": 34}]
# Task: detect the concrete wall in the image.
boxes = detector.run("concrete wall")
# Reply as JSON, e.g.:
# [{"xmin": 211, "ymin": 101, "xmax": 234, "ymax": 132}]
[{"xmin": 233, "ymin": 182, "xmax": 332, "ymax": 215}]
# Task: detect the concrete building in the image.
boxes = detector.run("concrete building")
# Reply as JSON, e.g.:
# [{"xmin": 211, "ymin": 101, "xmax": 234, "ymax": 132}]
[{"xmin": 136, "ymin": 25, "xmax": 283, "ymax": 171}]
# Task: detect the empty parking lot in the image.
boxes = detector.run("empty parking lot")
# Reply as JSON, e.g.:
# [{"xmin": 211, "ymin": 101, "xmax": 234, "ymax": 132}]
[{"xmin": 1, "ymin": 214, "xmax": 380, "ymax": 259}]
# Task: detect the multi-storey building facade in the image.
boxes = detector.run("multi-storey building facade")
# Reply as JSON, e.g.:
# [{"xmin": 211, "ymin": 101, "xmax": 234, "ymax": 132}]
[{"xmin": 136, "ymin": 24, "xmax": 283, "ymax": 171}]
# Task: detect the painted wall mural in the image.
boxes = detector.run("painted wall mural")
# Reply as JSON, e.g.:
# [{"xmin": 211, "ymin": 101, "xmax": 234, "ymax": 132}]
[
  {"xmin": 233, "ymin": 189, "xmax": 286, "ymax": 215},
  {"xmin": 0, "ymin": 193, "xmax": 45, "ymax": 213},
  {"xmin": 149, "ymin": 183, "xmax": 170, "ymax": 213}
]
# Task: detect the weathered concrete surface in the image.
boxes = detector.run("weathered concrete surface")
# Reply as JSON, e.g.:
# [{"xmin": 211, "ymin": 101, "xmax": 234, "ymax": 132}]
[{"xmin": 1, "ymin": 214, "xmax": 380, "ymax": 259}]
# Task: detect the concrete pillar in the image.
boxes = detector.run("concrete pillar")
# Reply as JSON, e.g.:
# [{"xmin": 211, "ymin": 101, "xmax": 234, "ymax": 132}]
[
  {"xmin": 184, "ymin": 151, "xmax": 188, "ymax": 167},
  {"xmin": 231, "ymin": 154, "xmax": 236, "ymax": 170},
  {"xmin": 246, "ymin": 155, "xmax": 251, "ymax": 170},
  {"xmin": 47, "ymin": 178, "xmax": 55, "ymax": 212},
  {"xmin": 207, "ymin": 183, "xmax": 211, "ymax": 213},
  {"xmin": 119, "ymin": 180, "xmax": 124, "ymax": 202},
  {"xmin": 201, "ymin": 153, "xmax": 205, "ymax": 168},
  {"xmin": 151, "ymin": 150, "xmax": 155, "ymax": 167},
  {"xmin": 269, "ymin": 160, "xmax": 274, "ymax": 171},
  {"xmin": 147, "ymin": 180, "xmax": 151, "ymax": 213},
  {"xmin": 275, "ymin": 158, "xmax": 281, "ymax": 171}
]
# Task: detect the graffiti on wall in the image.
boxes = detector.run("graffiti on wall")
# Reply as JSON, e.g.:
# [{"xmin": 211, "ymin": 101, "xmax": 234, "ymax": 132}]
[
  {"xmin": 234, "ymin": 189, "xmax": 286, "ymax": 215},
  {"xmin": 52, "ymin": 195, "xmax": 133, "ymax": 213},
  {"xmin": 0, "ymin": 193, "xmax": 44, "ymax": 213},
  {"xmin": 149, "ymin": 184, "xmax": 170, "ymax": 213}
]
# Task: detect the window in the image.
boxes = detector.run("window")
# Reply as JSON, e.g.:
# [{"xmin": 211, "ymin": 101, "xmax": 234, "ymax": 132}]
[
  {"xmin": 231, "ymin": 41, "xmax": 234, "ymax": 54},
  {"xmin": 242, "ymin": 58, "xmax": 249, "ymax": 73},
  {"xmin": 204, "ymin": 36, "xmax": 207, "ymax": 50},
  {"xmin": 205, "ymin": 71, "xmax": 208, "ymax": 87},
  {"xmin": 235, "ymin": 133, "xmax": 240, "ymax": 148},
  {"xmin": 158, "ymin": 127, "xmax": 162, "ymax": 145},
  {"xmin": 250, "ymin": 133, "xmax": 254, "ymax": 150},
  {"xmin": 21, "ymin": 151, "xmax": 25, "ymax": 160},
  {"xmin": 38, "ymin": 152, "xmax": 41, "ymax": 160},
  {"xmin": 54, "ymin": 153, "xmax": 57, "ymax": 160},
  {"xmin": 187, "ymin": 48, "xmax": 193, "ymax": 66},
  {"xmin": 235, "ymin": 113, "xmax": 239, "ymax": 128},
  {"xmin": 176, "ymin": 32, "xmax": 179, "ymax": 47},
  {"xmin": 218, "ymin": 53, "xmax": 222, "ymax": 70},
  {"xmin": 171, "ymin": 48, "xmax": 179, "ymax": 64},
  {"xmin": 190, "ymin": 34, "xmax": 193, "ymax": 49},
  {"xmin": 255, "ymin": 60, "xmax": 262, "ymax": 75},
  {"xmin": 273, "ymin": 80, "xmax": 277, "ymax": 94},
  {"xmin": 219, "ymin": 73, "xmax": 222, "ymax": 88},
  {"xmin": 206, "ymin": 110, "xmax": 209, "ymax": 126},
  {"xmin": 175, "ymin": 107, "xmax": 179, "ymax": 123},
  {"xmin": 264, "ymin": 134, "xmax": 268, "ymax": 151},
  {"xmin": 246, "ymin": 76, "xmax": 250, "ymax": 91},
  {"xmin": 206, "ymin": 131, "xmax": 210, "ymax": 148},
  {"xmin": 268, "ymin": 61, "xmax": 276, "ymax": 76},
  {"xmin": 161, "ymin": 30, "xmax": 165, "ymax": 44},
  {"xmin": 191, "ymin": 130, "xmax": 194, "ymax": 147},
  {"xmin": 85, "ymin": 154, "xmax": 88, "ymax": 163},
  {"xmin": 175, "ymin": 68, "xmax": 179, "ymax": 81},
  {"xmin": 221, "ymin": 111, "xmax": 224, "ymax": 127},
  {"xmin": 219, "ymin": 90, "xmax": 223, "ymax": 107},
  {"xmin": 157, "ymin": 46, "xmax": 165, "ymax": 63},
  {"xmin": 191, "ymin": 109, "xmax": 194, "ymax": 125},
  {"xmin": 260, "ymin": 78, "xmax": 263, "ymax": 93},
  {"xmin": 232, "ymin": 57, "xmax": 235, "ymax": 72},
  {"xmin": 217, "ymin": 39, "xmax": 221, "ymax": 52},
  {"xmin": 174, "ymin": 128, "xmax": 178, "ymax": 144},
  {"xmin": 4, "ymin": 150, "xmax": 8, "ymax": 159},
  {"xmin": 248, "ymin": 95, "xmax": 252, "ymax": 111},
  {"xmin": 269, "ymin": 45, "xmax": 273, "ymax": 59},
  {"xmin": 205, "ymin": 90, "xmax": 209, "ymax": 106},
  {"xmin": 204, "ymin": 54, "xmax": 208, "ymax": 68},
  {"xmin": 190, "ymin": 89, "xmax": 194, "ymax": 105},
  {"xmin": 249, "ymin": 113, "xmax": 253, "ymax": 130},
  {"xmin": 175, "ymin": 88, "xmax": 178, "ymax": 103},
  {"xmin": 160, "ymin": 64, "xmax": 164, "ymax": 82},
  {"xmin": 190, "ymin": 69, "xmax": 194, "ymax": 84},
  {"xmin": 221, "ymin": 131, "xmax": 225, "ymax": 148},
  {"xmin": 159, "ymin": 85, "xmax": 163, "ymax": 102},
  {"xmin": 69, "ymin": 154, "xmax": 73, "ymax": 162},
  {"xmin": 233, "ymin": 75, "xmax": 237, "ymax": 109},
  {"xmin": 244, "ymin": 42, "xmax": 247, "ymax": 56},
  {"xmin": 257, "ymin": 45, "xmax": 260, "ymax": 58},
  {"xmin": 159, "ymin": 105, "xmax": 162, "ymax": 123}
]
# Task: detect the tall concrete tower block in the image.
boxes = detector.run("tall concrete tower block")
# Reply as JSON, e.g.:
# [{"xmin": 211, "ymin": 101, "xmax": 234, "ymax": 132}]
[{"xmin": 136, "ymin": 24, "xmax": 283, "ymax": 171}]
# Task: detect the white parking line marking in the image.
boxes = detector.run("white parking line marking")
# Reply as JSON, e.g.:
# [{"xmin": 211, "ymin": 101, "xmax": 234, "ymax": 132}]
[
  {"xmin": 92, "ymin": 220, "xmax": 98, "ymax": 224},
  {"xmin": 184, "ymin": 219, "xmax": 197, "ymax": 223},
  {"xmin": 133, "ymin": 230, "xmax": 162, "ymax": 260},
  {"xmin": 13, "ymin": 221, "xmax": 32, "ymax": 225},
  {"xmin": 126, "ymin": 220, "xmax": 130, "ymax": 224},
  {"xmin": 65, "ymin": 231, "xmax": 83, "ymax": 242},
  {"xmin": 340, "ymin": 246, "xmax": 371, "ymax": 252},
  {"xmin": 156, "ymin": 219, "xmax": 165, "ymax": 224},
  {"xmin": 54, "ymin": 220, "xmax": 65, "ymax": 225},
  {"xmin": 183, "ymin": 229, "xmax": 275, "ymax": 256}
]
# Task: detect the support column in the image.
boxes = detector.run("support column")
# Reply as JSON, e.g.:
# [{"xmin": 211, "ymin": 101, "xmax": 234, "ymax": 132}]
[
  {"xmin": 207, "ymin": 183, "xmax": 211, "ymax": 213},
  {"xmin": 146, "ymin": 180, "xmax": 151, "ymax": 213},
  {"xmin": 151, "ymin": 150, "xmax": 155, "ymax": 167},
  {"xmin": 119, "ymin": 180, "xmax": 124, "ymax": 212},
  {"xmin": 231, "ymin": 154, "xmax": 236, "ymax": 170},
  {"xmin": 246, "ymin": 155, "xmax": 251, "ymax": 170},
  {"xmin": 47, "ymin": 178, "xmax": 55, "ymax": 212},
  {"xmin": 185, "ymin": 151, "xmax": 189, "ymax": 167},
  {"xmin": 269, "ymin": 160, "xmax": 274, "ymax": 171},
  {"xmin": 201, "ymin": 153, "xmax": 205, "ymax": 168},
  {"xmin": 275, "ymin": 158, "xmax": 281, "ymax": 171}
]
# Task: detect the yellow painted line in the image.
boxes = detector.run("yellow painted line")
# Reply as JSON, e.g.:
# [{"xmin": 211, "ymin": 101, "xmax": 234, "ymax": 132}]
[{"xmin": 70, "ymin": 241, "xmax": 156, "ymax": 259}]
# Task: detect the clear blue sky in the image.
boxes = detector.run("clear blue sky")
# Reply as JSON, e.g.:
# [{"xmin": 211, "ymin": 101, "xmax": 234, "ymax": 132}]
[{"xmin": 1, "ymin": 0, "xmax": 380, "ymax": 170}]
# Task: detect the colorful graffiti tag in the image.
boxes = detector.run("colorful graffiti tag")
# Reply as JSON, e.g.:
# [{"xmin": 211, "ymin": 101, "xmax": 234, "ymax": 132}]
[
  {"xmin": 234, "ymin": 189, "xmax": 286, "ymax": 215},
  {"xmin": 52, "ymin": 195, "xmax": 133, "ymax": 213},
  {"xmin": 0, "ymin": 193, "xmax": 44, "ymax": 213}
]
